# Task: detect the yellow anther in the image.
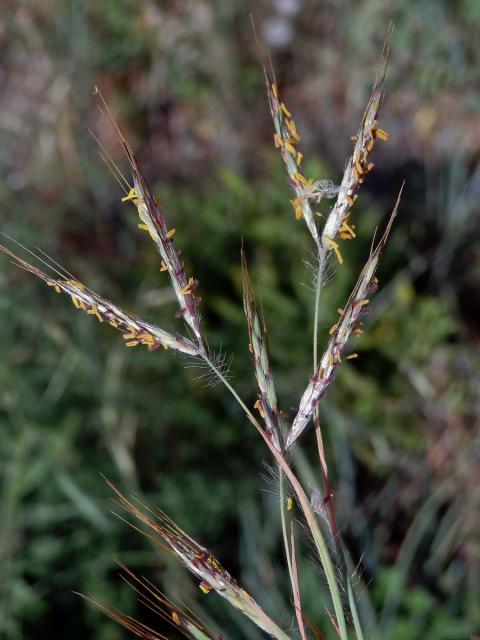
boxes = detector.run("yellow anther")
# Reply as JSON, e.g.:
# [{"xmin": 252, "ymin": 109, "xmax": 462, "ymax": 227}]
[
  {"xmin": 280, "ymin": 102, "xmax": 292, "ymax": 118},
  {"xmin": 199, "ymin": 581, "xmax": 211, "ymax": 594},
  {"xmin": 284, "ymin": 141, "xmax": 297, "ymax": 156},
  {"xmin": 47, "ymin": 281, "xmax": 61, "ymax": 294},
  {"xmin": 66, "ymin": 279, "xmax": 86, "ymax": 291},
  {"xmin": 346, "ymin": 353, "xmax": 358, "ymax": 360},
  {"xmin": 329, "ymin": 323, "xmax": 338, "ymax": 335},
  {"xmin": 338, "ymin": 220, "xmax": 356, "ymax": 239},
  {"xmin": 273, "ymin": 133, "xmax": 282, "ymax": 148},
  {"xmin": 71, "ymin": 295, "xmax": 80, "ymax": 308},
  {"xmin": 87, "ymin": 303, "xmax": 103, "ymax": 322},
  {"xmin": 287, "ymin": 497, "xmax": 293, "ymax": 511},
  {"xmin": 271, "ymin": 83, "xmax": 278, "ymax": 99},
  {"xmin": 167, "ymin": 228, "xmax": 176, "ymax": 239},
  {"xmin": 296, "ymin": 151, "xmax": 303, "ymax": 166},
  {"xmin": 180, "ymin": 277, "xmax": 195, "ymax": 295},
  {"xmin": 375, "ymin": 127, "xmax": 389, "ymax": 141},
  {"xmin": 290, "ymin": 197, "xmax": 303, "ymax": 220},
  {"xmin": 138, "ymin": 223, "xmax": 150, "ymax": 231},
  {"xmin": 121, "ymin": 187, "xmax": 138, "ymax": 202},
  {"xmin": 285, "ymin": 118, "xmax": 299, "ymax": 141},
  {"xmin": 125, "ymin": 340, "xmax": 139, "ymax": 347},
  {"xmin": 207, "ymin": 555, "xmax": 222, "ymax": 570},
  {"xmin": 324, "ymin": 235, "xmax": 344, "ymax": 265},
  {"xmin": 172, "ymin": 612, "xmax": 180, "ymax": 625},
  {"xmin": 254, "ymin": 399, "xmax": 265, "ymax": 418},
  {"xmin": 292, "ymin": 172, "xmax": 307, "ymax": 186},
  {"xmin": 109, "ymin": 317, "xmax": 119, "ymax": 328},
  {"xmin": 160, "ymin": 261, "xmax": 168, "ymax": 272}
]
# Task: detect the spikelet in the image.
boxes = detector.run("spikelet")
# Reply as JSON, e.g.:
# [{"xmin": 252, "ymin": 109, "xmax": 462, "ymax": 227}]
[
  {"xmin": 286, "ymin": 187, "xmax": 402, "ymax": 449},
  {"xmin": 107, "ymin": 481, "xmax": 289, "ymax": 640},
  {"xmin": 256, "ymin": 35, "xmax": 343, "ymax": 249},
  {"xmin": 95, "ymin": 88, "xmax": 204, "ymax": 351},
  {"xmin": 125, "ymin": 176, "xmax": 204, "ymax": 347},
  {"xmin": 321, "ymin": 46, "xmax": 390, "ymax": 262},
  {"xmin": 263, "ymin": 71, "xmax": 321, "ymax": 248},
  {"xmin": 0, "ymin": 244, "xmax": 200, "ymax": 357},
  {"xmin": 242, "ymin": 250, "xmax": 282, "ymax": 450}
]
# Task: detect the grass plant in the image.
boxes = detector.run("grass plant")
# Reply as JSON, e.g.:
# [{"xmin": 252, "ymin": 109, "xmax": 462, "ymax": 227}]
[{"xmin": 1, "ymin": 36, "xmax": 404, "ymax": 640}]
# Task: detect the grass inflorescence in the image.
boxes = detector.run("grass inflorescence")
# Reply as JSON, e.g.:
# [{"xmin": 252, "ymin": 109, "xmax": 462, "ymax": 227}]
[{"xmin": 0, "ymin": 31, "xmax": 402, "ymax": 640}]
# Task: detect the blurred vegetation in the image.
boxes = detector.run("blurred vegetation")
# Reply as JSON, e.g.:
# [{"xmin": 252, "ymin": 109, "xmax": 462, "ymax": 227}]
[{"xmin": 0, "ymin": 1, "xmax": 479, "ymax": 639}]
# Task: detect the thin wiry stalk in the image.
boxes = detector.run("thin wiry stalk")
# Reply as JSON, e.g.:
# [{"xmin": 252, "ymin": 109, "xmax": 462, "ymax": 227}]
[
  {"xmin": 347, "ymin": 563, "xmax": 365, "ymax": 640},
  {"xmin": 187, "ymin": 347, "xmax": 234, "ymax": 388},
  {"xmin": 278, "ymin": 469, "xmax": 295, "ymax": 602},
  {"xmin": 276, "ymin": 456, "xmax": 348, "ymax": 640},
  {"xmin": 312, "ymin": 250, "xmax": 336, "ymax": 534},
  {"xmin": 313, "ymin": 251, "xmax": 327, "ymax": 374},
  {"xmin": 290, "ymin": 525, "xmax": 308, "ymax": 640},
  {"xmin": 202, "ymin": 354, "xmax": 261, "ymax": 432}
]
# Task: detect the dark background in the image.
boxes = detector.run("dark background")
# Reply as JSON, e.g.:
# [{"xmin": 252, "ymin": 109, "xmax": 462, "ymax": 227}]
[{"xmin": 0, "ymin": 1, "xmax": 479, "ymax": 639}]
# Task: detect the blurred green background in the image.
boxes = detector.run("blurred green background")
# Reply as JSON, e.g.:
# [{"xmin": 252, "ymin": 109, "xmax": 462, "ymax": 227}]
[{"xmin": 0, "ymin": 1, "xmax": 479, "ymax": 639}]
